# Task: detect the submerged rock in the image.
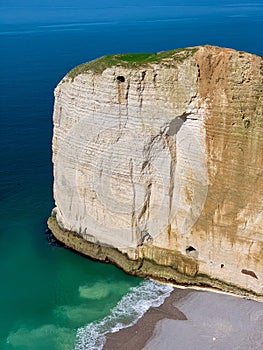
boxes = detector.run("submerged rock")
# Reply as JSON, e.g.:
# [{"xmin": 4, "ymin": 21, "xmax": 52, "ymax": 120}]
[{"xmin": 48, "ymin": 45, "xmax": 263, "ymax": 299}]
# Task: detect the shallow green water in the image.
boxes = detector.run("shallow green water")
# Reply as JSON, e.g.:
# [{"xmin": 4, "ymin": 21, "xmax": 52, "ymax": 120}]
[{"xmin": 0, "ymin": 195, "xmax": 141, "ymax": 349}]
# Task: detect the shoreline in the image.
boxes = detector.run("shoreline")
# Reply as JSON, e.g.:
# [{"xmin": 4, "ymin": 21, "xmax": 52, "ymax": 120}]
[
  {"xmin": 103, "ymin": 288, "xmax": 192, "ymax": 350},
  {"xmin": 103, "ymin": 286, "xmax": 263, "ymax": 350}
]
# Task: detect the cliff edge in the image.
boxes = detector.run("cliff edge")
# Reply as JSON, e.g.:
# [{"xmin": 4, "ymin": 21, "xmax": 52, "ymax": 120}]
[{"xmin": 48, "ymin": 45, "xmax": 263, "ymax": 299}]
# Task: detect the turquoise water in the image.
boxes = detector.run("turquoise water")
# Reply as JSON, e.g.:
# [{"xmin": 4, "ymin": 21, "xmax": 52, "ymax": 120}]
[{"xmin": 1, "ymin": 1, "xmax": 262, "ymax": 349}]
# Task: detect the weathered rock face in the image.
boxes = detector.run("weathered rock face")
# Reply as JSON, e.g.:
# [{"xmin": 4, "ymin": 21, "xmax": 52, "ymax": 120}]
[{"xmin": 48, "ymin": 45, "xmax": 263, "ymax": 299}]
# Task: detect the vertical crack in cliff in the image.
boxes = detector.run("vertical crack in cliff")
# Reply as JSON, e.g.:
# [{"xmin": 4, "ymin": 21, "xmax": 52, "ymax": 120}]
[
  {"xmin": 117, "ymin": 79, "xmax": 123, "ymax": 141},
  {"xmin": 164, "ymin": 113, "xmax": 189, "ymax": 238},
  {"xmin": 116, "ymin": 77, "xmax": 130, "ymax": 142},
  {"xmin": 129, "ymin": 158, "xmax": 137, "ymax": 243},
  {"xmin": 138, "ymin": 71, "xmax": 146, "ymax": 109},
  {"xmin": 137, "ymin": 181, "xmax": 152, "ymax": 223},
  {"xmin": 125, "ymin": 81, "xmax": 130, "ymax": 102},
  {"xmin": 140, "ymin": 116, "xmax": 184, "ymax": 241},
  {"xmin": 139, "ymin": 131, "xmax": 170, "ymax": 244},
  {"xmin": 153, "ymin": 71, "xmax": 158, "ymax": 86},
  {"xmin": 138, "ymin": 180, "xmax": 152, "ymax": 244},
  {"xmin": 130, "ymin": 154, "xmax": 153, "ymax": 245},
  {"xmin": 166, "ymin": 135, "xmax": 176, "ymax": 240},
  {"xmin": 123, "ymin": 80, "xmax": 130, "ymax": 129}
]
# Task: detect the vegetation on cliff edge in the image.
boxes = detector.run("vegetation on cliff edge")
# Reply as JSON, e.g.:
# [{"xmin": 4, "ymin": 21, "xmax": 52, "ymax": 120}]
[{"xmin": 67, "ymin": 47, "xmax": 198, "ymax": 78}]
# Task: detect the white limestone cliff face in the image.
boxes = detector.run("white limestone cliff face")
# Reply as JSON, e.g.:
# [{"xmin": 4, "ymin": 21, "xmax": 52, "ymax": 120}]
[{"xmin": 50, "ymin": 46, "xmax": 263, "ymax": 298}]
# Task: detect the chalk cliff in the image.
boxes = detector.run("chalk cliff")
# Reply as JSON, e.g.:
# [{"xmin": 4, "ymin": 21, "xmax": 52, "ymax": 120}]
[{"xmin": 48, "ymin": 45, "xmax": 263, "ymax": 299}]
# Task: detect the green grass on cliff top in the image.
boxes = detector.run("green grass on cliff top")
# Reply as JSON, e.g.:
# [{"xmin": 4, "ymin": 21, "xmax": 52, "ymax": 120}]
[{"xmin": 67, "ymin": 47, "xmax": 198, "ymax": 78}]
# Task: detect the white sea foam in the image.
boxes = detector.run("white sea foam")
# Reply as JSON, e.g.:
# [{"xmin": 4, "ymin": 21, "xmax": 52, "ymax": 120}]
[{"xmin": 74, "ymin": 279, "xmax": 173, "ymax": 350}]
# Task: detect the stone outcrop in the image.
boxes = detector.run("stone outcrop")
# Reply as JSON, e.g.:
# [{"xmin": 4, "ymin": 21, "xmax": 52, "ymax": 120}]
[{"xmin": 48, "ymin": 45, "xmax": 263, "ymax": 299}]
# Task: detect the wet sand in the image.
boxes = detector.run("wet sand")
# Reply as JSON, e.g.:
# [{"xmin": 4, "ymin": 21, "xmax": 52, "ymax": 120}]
[
  {"xmin": 103, "ymin": 288, "xmax": 192, "ymax": 350},
  {"xmin": 103, "ymin": 288, "xmax": 263, "ymax": 350}
]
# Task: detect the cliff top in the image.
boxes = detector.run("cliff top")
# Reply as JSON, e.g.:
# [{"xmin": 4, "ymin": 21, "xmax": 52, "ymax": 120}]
[
  {"xmin": 67, "ymin": 45, "xmax": 262, "ymax": 80},
  {"xmin": 67, "ymin": 47, "xmax": 199, "ymax": 78}
]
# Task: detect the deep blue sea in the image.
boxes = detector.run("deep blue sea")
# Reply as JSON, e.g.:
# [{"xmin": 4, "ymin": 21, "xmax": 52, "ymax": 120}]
[{"xmin": 0, "ymin": 1, "xmax": 262, "ymax": 349}]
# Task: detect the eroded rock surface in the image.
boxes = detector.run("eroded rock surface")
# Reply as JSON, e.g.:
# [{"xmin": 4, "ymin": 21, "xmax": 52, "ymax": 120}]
[{"xmin": 48, "ymin": 45, "xmax": 263, "ymax": 299}]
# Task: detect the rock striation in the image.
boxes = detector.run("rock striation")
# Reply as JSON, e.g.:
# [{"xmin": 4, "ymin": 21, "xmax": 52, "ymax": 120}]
[{"xmin": 48, "ymin": 45, "xmax": 263, "ymax": 299}]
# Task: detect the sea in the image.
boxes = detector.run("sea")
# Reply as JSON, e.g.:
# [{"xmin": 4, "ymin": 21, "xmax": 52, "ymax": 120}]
[{"xmin": 0, "ymin": 1, "xmax": 262, "ymax": 349}]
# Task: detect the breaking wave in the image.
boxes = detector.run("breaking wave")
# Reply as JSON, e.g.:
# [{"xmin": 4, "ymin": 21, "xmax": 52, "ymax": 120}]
[{"xmin": 74, "ymin": 279, "xmax": 173, "ymax": 350}]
